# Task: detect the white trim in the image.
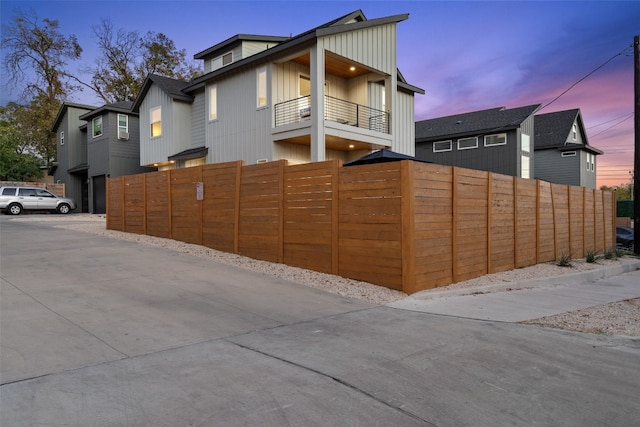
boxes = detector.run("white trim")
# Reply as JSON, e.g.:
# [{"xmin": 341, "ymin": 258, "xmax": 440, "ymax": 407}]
[
  {"xmin": 484, "ymin": 133, "xmax": 506, "ymax": 147},
  {"xmin": 561, "ymin": 151, "xmax": 577, "ymax": 157},
  {"xmin": 457, "ymin": 137, "xmax": 478, "ymax": 150},
  {"xmin": 433, "ymin": 140, "xmax": 452, "ymax": 153},
  {"xmin": 92, "ymin": 116, "xmax": 103, "ymax": 138}
]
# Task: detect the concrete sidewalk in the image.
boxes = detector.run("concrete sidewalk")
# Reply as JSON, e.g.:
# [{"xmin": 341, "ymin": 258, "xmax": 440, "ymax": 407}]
[
  {"xmin": 2, "ymin": 216, "xmax": 639, "ymax": 426},
  {"xmin": 388, "ymin": 262, "xmax": 640, "ymax": 322}
]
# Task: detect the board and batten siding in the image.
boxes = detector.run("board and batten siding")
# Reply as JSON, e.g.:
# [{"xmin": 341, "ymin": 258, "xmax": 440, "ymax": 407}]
[
  {"xmin": 139, "ymin": 85, "xmax": 192, "ymax": 166},
  {"xmin": 395, "ymin": 91, "xmax": 416, "ymax": 156},
  {"xmin": 191, "ymin": 89, "xmax": 206, "ymax": 151},
  {"xmin": 206, "ymin": 67, "xmax": 273, "ymax": 164},
  {"xmin": 319, "ymin": 23, "xmax": 397, "ymax": 76}
]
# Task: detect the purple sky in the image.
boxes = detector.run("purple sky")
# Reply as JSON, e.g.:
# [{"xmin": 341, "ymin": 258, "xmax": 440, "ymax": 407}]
[{"xmin": 2, "ymin": 1, "xmax": 638, "ymax": 187}]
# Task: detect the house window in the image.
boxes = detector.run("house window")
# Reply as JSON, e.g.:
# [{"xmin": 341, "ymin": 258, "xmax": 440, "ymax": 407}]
[
  {"xmin": 572, "ymin": 123, "xmax": 577, "ymax": 140},
  {"xmin": 185, "ymin": 157, "xmax": 206, "ymax": 168},
  {"xmin": 561, "ymin": 151, "xmax": 576, "ymax": 157},
  {"xmin": 117, "ymin": 114, "xmax": 128, "ymax": 139},
  {"xmin": 209, "ymin": 85, "xmax": 217, "ymax": 121},
  {"xmin": 433, "ymin": 140, "xmax": 452, "ymax": 153},
  {"xmin": 222, "ymin": 52, "xmax": 233, "ymax": 66},
  {"xmin": 484, "ymin": 133, "xmax": 506, "ymax": 146},
  {"xmin": 257, "ymin": 67, "xmax": 267, "ymax": 107},
  {"xmin": 150, "ymin": 107, "xmax": 162, "ymax": 137},
  {"xmin": 586, "ymin": 154, "xmax": 590, "ymax": 171},
  {"xmin": 521, "ymin": 134, "xmax": 531, "ymax": 153},
  {"xmin": 521, "ymin": 155, "xmax": 530, "ymax": 179},
  {"xmin": 60, "ymin": 131, "xmax": 64, "ymax": 145},
  {"xmin": 591, "ymin": 155, "xmax": 595, "ymax": 172},
  {"xmin": 92, "ymin": 116, "xmax": 103, "ymax": 138},
  {"xmin": 299, "ymin": 75, "xmax": 310, "ymax": 97},
  {"xmin": 457, "ymin": 137, "xmax": 477, "ymax": 150}
]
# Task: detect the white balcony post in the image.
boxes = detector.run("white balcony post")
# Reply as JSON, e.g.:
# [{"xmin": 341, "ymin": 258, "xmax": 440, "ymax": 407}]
[{"xmin": 310, "ymin": 45, "xmax": 325, "ymax": 162}]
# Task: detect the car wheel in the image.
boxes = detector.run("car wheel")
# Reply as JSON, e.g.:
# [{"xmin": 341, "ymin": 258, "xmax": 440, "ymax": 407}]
[
  {"xmin": 57, "ymin": 203, "xmax": 71, "ymax": 214},
  {"xmin": 7, "ymin": 203, "xmax": 22, "ymax": 215}
]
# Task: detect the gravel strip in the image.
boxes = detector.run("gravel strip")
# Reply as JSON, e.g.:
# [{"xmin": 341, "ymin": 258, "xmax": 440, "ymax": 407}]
[{"xmin": 5, "ymin": 213, "xmax": 639, "ymax": 336}]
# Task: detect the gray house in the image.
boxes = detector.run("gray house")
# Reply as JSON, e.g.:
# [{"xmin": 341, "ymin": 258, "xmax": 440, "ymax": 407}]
[
  {"xmin": 534, "ymin": 109, "xmax": 602, "ymax": 189},
  {"xmin": 52, "ymin": 101, "xmax": 151, "ymax": 213},
  {"xmin": 51, "ymin": 102, "xmax": 96, "ymax": 212},
  {"xmin": 132, "ymin": 9, "xmax": 424, "ymax": 170},
  {"xmin": 414, "ymin": 105, "xmax": 540, "ymax": 178}
]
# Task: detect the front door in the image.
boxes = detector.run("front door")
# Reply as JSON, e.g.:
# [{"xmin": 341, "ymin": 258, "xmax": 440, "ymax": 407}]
[{"xmin": 93, "ymin": 175, "xmax": 106, "ymax": 214}]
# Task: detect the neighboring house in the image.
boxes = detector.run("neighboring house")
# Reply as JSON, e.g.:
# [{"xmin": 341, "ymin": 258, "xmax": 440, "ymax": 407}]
[
  {"xmin": 132, "ymin": 9, "xmax": 424, "ymax": 170},
  {"xmin": 52, "ymin": 101, "xmax": 151, "ymax": 213},
  {"xmin": 534, "ymin": 109, "xmax": 602, "ymax": 189},
  {"xmin": 414, "ymin": 104, "xmax": 540, "ymax": 179},
  {"xmin": 51, "ymin": 102, "xmax": 96, "ymax": 212}
]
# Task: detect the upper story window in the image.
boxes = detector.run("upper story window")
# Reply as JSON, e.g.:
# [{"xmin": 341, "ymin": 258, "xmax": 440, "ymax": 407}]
[
  {"xmin": 572, "ymin": 123, "xmax": 577, "ymax": 140},
  {"xmin": 299, "ymin": 75, "xmax": 310, "ymax": 97},
  {"xmin": 60, "ymin": 131, "xmax": 64, "ymax": 145},
  {"xmin": 92, "ymin": 116, "xmax": 103, "ymax": 138},
  {"xmin": 222, "ymin": 52, "xmax": 233, "ymax": 66},
  {"xmin": 561, "ymin": 151, "xmax": 576, "ymax": 157},
  {"xmin": 521, "ymin": 134, "xmax": 531, "ymax": 153},
  {"xmin": 457, "ymin": 137, "xmax": 477, "ymax": 150},
  {"xmin": 484, "ymin": 133, "xmax": 506, "ymax": 147},
  {"xmin": 117, "ymin": 114, "xmax": 129, "ymax": 140},
  {"xmin": 257, "ymin": 66, "xmax": 267, "ymax": 108},
  {"xmin": 433, "ymin": 140, "xmax": 452, "ymax": 153},
  {"xmin": 209, "ymin": 85, "xmax": 218, "ymax": 121},
  {"xmin": 150, "ymin": 107, "xmax": 162, "ymax": 137}
]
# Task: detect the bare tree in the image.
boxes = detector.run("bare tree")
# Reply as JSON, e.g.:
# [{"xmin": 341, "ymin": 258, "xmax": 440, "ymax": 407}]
[
  {"xmin": 87, "ymin": 19, "xmax": 202, "ymax": 104},
  {"xmin": 2, "ymin": 9, "xmax": 82, "ymax": 101}
]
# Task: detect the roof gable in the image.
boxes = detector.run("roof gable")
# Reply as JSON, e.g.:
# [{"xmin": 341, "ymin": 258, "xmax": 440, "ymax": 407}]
[
  {"xmin": 534, "ymin": 109, "xmax": 603, "ymax": 154},
  {"xmin": 132, "ymin": 74, "xmax": 193, "ymax": 112},
  {"xmin": 78, "ymin": 100, "xmax": 137, "ymax": 121},
  {"xmin": 415, "ymin": 104, "xmax": 541, "ymax": 141},
  {"xmin": 51, "ymin": 102, "xmax": 97, "ymax": 132}
]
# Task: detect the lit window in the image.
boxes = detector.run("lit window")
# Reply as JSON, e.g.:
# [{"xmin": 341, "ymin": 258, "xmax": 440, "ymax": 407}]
[
  {"xmin": 150, "ymin": 107, "xmax": 162, "ymax": 137},
  {"xmin": 521, "ymin": 134, "xmax": 531, "ymax": 153},
  {"xmin": 521, "ymin": 155, "xmax": 530, "ymax": 179},
  {"xmin": 484, "ymin": 133, "xmax": 506, "ymax": 146},
  {"xmin": 92, "ymin": 116, "xmax": 103, "ymax": 138},
  {"xmin": 257, "ymin": 67, "xmax": 267, "ymax": 107},
  {"xmin": 60, "ymin": 131, "xmax": 64, "ymax": 145},
  {"xmin": 457, "ymin": 137, "xmax": 477, "ymax": 150},
  {"xmin": 209, "ymin": 85, "xmax": 217, "ymax": 121},
  {"xmin": 299, "ymin": 75, "xmax": 310, "ymax": 97},
  {"xmin": 433, "ymin": 140, "xmax": 452, "ymax": 152}
]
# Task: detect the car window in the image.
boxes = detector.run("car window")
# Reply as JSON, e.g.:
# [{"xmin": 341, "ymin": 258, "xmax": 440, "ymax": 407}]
[
  {"xmin": 1, "ymin": 188, "xmax": 16, "ymax": 195},
  {"xmin": 18, "ymin": 188, "xmax": 37, "ymax": 196},
  {"xmin": 36, "ymin": 189, "xmax": 55, "ymax": 197}
]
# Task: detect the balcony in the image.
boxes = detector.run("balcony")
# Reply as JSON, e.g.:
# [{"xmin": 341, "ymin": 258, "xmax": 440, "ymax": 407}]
[{"xmin": 274, "ymin": 96, "xmax": 390, "ymax": 134}]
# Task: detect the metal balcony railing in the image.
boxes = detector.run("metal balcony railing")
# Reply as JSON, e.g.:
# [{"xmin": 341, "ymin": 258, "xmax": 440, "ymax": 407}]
[{"xmin": 274, "ymin": 95, "xmax": 390, "ymax": 134}]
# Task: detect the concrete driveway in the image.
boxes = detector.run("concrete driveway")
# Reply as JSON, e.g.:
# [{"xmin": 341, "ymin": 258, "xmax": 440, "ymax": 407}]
[{"xmin": 1, "ymin": 216, "xmax": 639, "ymax": 426}]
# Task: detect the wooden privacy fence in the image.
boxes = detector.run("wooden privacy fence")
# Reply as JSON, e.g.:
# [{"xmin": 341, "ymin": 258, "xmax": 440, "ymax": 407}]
[{"xmin": 107, "ymin": 159, "xmax": 615, "ymax": 294}]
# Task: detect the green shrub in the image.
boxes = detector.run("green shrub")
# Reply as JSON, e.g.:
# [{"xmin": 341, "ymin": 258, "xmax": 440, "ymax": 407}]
[
  {"xmin": 585, "ymin": 250, "xmax": 599, "ymax": 263},
  {"xmin": 556, "ymin": 253, "xmax": 572, "ymax": 267},
  {"xmin": 603, "ymin": 248, "xmax": 617, "ymax": 260}
]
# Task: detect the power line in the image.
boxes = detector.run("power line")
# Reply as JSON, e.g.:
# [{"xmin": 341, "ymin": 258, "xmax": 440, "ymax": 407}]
[
  {"xmin": 587, "ymin": 112, "xmax": 634, "ymax": 129},
  {"xmin": 539, "ymin": 44, "xmax": 633, "ymax": 112},
  {"xmin": 590, "ymin": 114, "xmax": 634, "ymax": 138}
]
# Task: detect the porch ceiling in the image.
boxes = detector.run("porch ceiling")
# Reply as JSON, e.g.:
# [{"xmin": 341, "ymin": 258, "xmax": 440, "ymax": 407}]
[
  {"xmin": 277, "ymin": 134, "xmax": 383, "ymax": 152},
  {"xmin": 291, "ymin": 52, "xmax": 374, "ymax": 79}
]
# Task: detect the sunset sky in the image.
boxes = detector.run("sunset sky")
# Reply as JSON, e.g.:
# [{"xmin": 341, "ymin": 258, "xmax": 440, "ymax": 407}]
[{"xmin": 1, "ymin": 1, "xmax": 638, "ymax": 188}]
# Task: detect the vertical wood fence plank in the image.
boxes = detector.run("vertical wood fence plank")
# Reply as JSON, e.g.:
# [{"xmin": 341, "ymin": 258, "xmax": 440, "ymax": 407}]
[
  {"xmin": 401, "ymin": 161, "xmax": 416, "ymax": 294},
  {"xmin": 452, "ymin": 167, "xmax": 459, "ymax": 283}
]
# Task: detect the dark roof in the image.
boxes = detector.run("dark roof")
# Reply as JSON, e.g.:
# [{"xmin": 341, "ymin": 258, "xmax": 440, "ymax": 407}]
[
  {"xmin": 534, "ymin": 109, "xmax": 603, "ymax": 155},
  {"xmin": 78, "ymin": 100, "xmax": 136, "ymax": 121},
  {"xmin": 132, "ymin": 74, "xmax": 193, "ymax": 112},
  {"xmin": 168, "ymin": 146, "xmax": 209, "ymax": 161},
  {"xmin": 51, "ymin": 102, "xmax": 97, "ymax": 132},
  {"xmin": 343, "ymin": 149, "xmax": 430, "ymax": 166},
  {"xmin": 415, "ymin": 104, "xmax": 541, "ymax": 142},
  {"xmin": 194, "ymin": 35, "xmax": 289, "ymax": 60}
]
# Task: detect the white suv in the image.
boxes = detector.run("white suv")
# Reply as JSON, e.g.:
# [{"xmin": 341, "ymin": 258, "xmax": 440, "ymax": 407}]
[{"xmin": 0, "ymin": 186, "xmax": 77, "ymax": 215}]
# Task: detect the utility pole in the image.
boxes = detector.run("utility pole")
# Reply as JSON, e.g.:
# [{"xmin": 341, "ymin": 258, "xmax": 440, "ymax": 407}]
[{"xmin": 634, "ymin": 35, "xmax": 639, "ymax": 254}]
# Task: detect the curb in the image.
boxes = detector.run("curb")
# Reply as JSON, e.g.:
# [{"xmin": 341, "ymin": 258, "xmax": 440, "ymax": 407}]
[{"xmin": 394, "ymin": 259, "xmax": 640, "ymax": 303}]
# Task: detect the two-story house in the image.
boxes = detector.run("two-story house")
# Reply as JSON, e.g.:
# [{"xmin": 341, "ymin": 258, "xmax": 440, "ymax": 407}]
[
  {"xmin": 533, "ymin": 109, "xmax": 602, "ymax": 189},
  {"xmin": 414, "ymin": 104, "xmax": 541, "ymax": 178},
  {"xmin": 52, "ymin": 101, "xmax": 151, "ymax": 213},
  {"xmin": 132, "ymin": 9, "xmax": 424, "ymax": 170}
]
